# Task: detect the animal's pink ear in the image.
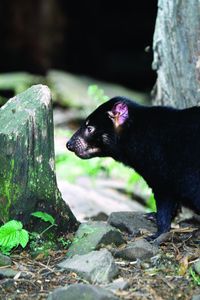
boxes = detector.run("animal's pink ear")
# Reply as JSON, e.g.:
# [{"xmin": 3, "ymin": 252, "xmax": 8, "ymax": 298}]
[{"xmin": 108, "ymin": 102, "xmax": 129, "ymax": 127}]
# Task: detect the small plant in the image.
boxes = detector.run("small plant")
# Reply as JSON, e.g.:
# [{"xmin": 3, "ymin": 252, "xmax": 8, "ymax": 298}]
[
  {"xmin": 29, "ymin": 211, "xmax": 58, "ymax": 257},
  {"xmin": 58, "ymin": 236, "xmax": 72, "ymax": 249},
  {"xmin": 190, "ymin": 267, "xmax": 200, "ymax": 285},
  {"xmin": 88, "ymin": 84, "xmax": 109, "ymax": 104},
  {"xmin": 30, "ymin": 211, "xmax": 57, "ymax": 239},
  {"xmin": 0, "ymin": 220, "xmax": 29, "ymax": 255},
  {"xmin": 0, "ymin": 212, "xmax": 58, "ymax": 255}
]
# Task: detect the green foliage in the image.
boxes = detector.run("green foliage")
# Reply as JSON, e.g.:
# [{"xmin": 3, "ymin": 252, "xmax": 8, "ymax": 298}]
[
  {"xmin": 29, "ymin": 237, "xmax": 56, "ymax": 258},
  {"xmin": 30, "ymin": 211, "xmax": 57, "ymax": 238},
  {"xmin": 56, "ymin": 152, "xmax": 104, "ymax": 181},
  {"xmin": 58, "ymin": 237, "xmax": 72, "ymax": 249},
  {"xmin": 56, "ymin": 146, "xmax": 137, "ymax": 183},
  {"xmin": 147, "ymin": 194, "xmax": 157, "ymax": 212},
  {"xmin": 190, "ymin": 267, "xmax": 200, "ymax": 285},
  {"xmin": 0, "ymin": 220, "xmax": 29, "ymax": 255},
  {"xmin": 31, "ymin": 211, "xmax": 55, "ymax": 225},
  {"xmin": 88, "ymin": 84, "xmax": 109, "ymax": 104},
  {"xmin": 29, "ymin": 211, "xmax": 58, "ymax": 257},
  {"xmin": 0, "ymin": 212, "xmax": 59, "ymax": 256}
]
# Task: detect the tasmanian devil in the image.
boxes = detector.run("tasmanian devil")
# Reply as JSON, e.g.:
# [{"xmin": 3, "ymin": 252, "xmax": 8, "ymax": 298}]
[{"xmin": 66, "ymin": 97, "xmax": 200, "ymax": 239}]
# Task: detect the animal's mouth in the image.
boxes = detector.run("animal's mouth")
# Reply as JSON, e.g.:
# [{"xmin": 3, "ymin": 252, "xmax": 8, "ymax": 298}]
[
  {"xmin": 67, "ymin": 136, "xmax": 101, "ymax": 159},
  {"xmin": 74, "ymin": 147, "xmax": 101, "ymax": 159}
]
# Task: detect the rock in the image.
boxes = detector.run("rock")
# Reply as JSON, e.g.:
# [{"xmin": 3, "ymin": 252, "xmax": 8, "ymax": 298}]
[
  {"xmin": 89, "ymin": 212, "xmax": 109, "ymax": 221},
  {"xmin": 0, "ymin": 253, "xmax": 11, "ymax": 266},
  {"xmin": 48, "ymin": 284, "xmax": 119, "ymax": 300},
  {"xmin": 114, "ymin": 239, "xmax": 159, "ymax": 261},
  {"xmin": 47, "ymin": 70, "xmax": 93, "ymax": 109},
  {"xmin": 0, "ymin": 268, "xmax": 18, "ymax": 278},
  {"xmin": 192, "ymin": 295, "xmax": 200, "ymax": 300},
  {"xmin": 53, "ymin": 107, "xmax": 82, "ymax": 127},
  {"xmin": 0, "ymin": 85, "xmax": 78, "ymax": 231},
  {"xmin": 67, "ymin": 221, "xmax": 124, "ymax": 257},
  {"xmin": 0, "ymin": 72, "xmax": 43, "ymax": 95},
  {"xmin": 107, "ymin": 212, "xmax": 156, "ymax": 235},
  {"xmin": 194, "ymin": 260, "xmax": 200, "ymax": 275},
  {"xmin": 1, "ymin": 278, "xmax": 14, "ymax": 289},
  {"xmin": 58, "ymin": 249, "xmax": 118, "ymax": 284},
  {"xmin": 47, "ymin": 70, "xmax": 148, "ymax": 110},
  {"xmin": 57, "ymin": 178, "xmax": 145, "ymax": 223},
  {"xmin": 104, "ymin": 278, "xmax": 129, "ymax": 292}
]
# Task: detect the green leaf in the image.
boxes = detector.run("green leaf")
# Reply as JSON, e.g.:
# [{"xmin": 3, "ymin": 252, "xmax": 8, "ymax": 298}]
[
  {"xmin": 0, "ymin": 220, "xmax": 29, "ymax": 252},
  {"xmin": 0, "ymin": 220, "xmax": 22, "ymax": 247},
  {"xmin": 31, "ymin": 211, "xmax": 55, "ymax": 225},
  {"xmin": 19, "ymin": 229, "xmax": 29, "ymax": 248}
]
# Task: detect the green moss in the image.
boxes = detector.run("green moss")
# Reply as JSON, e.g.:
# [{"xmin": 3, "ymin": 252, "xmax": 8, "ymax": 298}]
[
  {"xmin": 66, "ymin": 222, "xmax": 124, "ymax": 257},
  {"xmin": 0, "ymin": 159, "xmax": 18, "ymax": 222}
]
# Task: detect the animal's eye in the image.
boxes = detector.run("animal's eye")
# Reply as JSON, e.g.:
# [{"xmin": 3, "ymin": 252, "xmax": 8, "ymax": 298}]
[{"xmin": 86, "ymin": 126, "xmax": 95, "ymax": 134}]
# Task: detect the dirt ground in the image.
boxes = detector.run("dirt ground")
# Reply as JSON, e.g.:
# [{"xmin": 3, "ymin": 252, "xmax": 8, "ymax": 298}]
[{"xmin": 1, "ymin": 226, "xmax": 200, "ymax": 300}]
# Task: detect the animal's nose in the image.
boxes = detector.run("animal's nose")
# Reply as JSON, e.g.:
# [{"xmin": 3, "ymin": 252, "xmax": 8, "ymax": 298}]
[{"xmin": 66, "ymin": 140, "xmax": 73, "ymax": 151}]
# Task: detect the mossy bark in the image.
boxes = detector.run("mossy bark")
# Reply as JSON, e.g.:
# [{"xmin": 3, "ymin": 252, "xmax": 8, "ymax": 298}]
[{"xmin": 0, "ymin": 84, "xmax": 78, "ymax": 233}]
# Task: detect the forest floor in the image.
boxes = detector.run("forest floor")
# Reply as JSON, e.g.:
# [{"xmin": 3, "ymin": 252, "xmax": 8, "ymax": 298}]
[{"xmin": 0, "ymin": 224, "xmax": 200, "ymax": 300}]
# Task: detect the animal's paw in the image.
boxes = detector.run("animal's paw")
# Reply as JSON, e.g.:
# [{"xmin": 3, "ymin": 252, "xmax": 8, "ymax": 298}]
[
  {"xmin": 144, "ymin": 212, "xmax": 157, "ymax": 222},
  {"xmin": 146, "ymin": 231, "xmax": 171, "ymax": 245}
]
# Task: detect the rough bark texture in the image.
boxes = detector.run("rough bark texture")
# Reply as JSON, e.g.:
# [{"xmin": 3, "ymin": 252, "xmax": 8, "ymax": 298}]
[
  {"xmin": 0, "ymin": 84, "xmax": 78, "ymax": 232},
  {"xmin": 152, "ymin": 0, "xmax": 200, "ymax": 108}
]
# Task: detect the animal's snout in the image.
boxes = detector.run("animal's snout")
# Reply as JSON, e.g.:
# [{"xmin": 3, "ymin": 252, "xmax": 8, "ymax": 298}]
[{"xmin": 66, "ymin": 140, "xmax": 74, "ymax": 151}]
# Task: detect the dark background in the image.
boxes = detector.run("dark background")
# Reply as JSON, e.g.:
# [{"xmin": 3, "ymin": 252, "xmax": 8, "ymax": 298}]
[{"xmin": 0, "ymin": 0, "xmax": 157, "ymax": 92}]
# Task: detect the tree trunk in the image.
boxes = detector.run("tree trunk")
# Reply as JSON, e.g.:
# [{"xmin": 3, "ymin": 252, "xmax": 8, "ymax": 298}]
[
  {"xmin": 0, "ymin": 85, "xmax": 78, "ymax": 233},
  {"xmin": 152, "ymin": 0, "xmax": 200, "ymax": 108}
]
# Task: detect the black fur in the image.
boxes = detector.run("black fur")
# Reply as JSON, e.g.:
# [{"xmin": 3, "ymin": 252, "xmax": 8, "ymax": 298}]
[{"xmin": 67, "ymin": 97, "xmax": 200, "ymax": 238}]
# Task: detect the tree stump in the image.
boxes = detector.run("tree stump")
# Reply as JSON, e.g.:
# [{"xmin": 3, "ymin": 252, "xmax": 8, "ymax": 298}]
[
  {"xmin": 152, "ymin": 0, "xmax": 200, "ymax": 108},
  {"xmin": 0, "ymin": 84, "xmax": 78, "ymax": 233}
]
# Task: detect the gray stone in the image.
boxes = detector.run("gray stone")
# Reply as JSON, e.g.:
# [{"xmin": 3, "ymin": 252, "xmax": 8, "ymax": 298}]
[
  {"xmin": 0, "ymin": 72, "xmax": 43, "ymax": 94},
  {"xmin": 104, "ymin": 278, "xmax": 129, "ymax": 292},
  {"xmin": 47, "ymin": 70, "xmax": 147, "ymax": 110},
  {"xmin": 48, "ymin": 284, "xmax": 119, "ymax": 300},
  {"xmin": 0, "ymin": 253, "xmax": 11, "ymax": 266},
  {"xmin": 0, "ymin": 268, "xmax": 18, "ymax": 278},
  {"xmin": 108, "ymin": 212, "xmax": 156, "ymax": 235},
  {"xmin": 192, "ymin": 295, "xmax": 200, "ymax": 300},
  {"xmin": 194, "ymin": 259, "xmax": 200, "ymax": 275},
  {"xmin": 57, "ymin": 178, "xmax": 145, "ymax": 223},
  {"xmin": 67, "ymin": 221, "xmax": 124, "ymax": 257},
  {"xmin": 1, "ymin": 278, "xmax": 14, "ymax": 289},
  {"xmin": 47, "ymin": 70, "xmax": 93, "ymax": 109},
  {"xmin": 58, "ymin": 249, "xmax": 118, "ymax": 284},
  {"xmin": 114, "ymin": 239, "xmax": 159, "ymax": 261}
]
